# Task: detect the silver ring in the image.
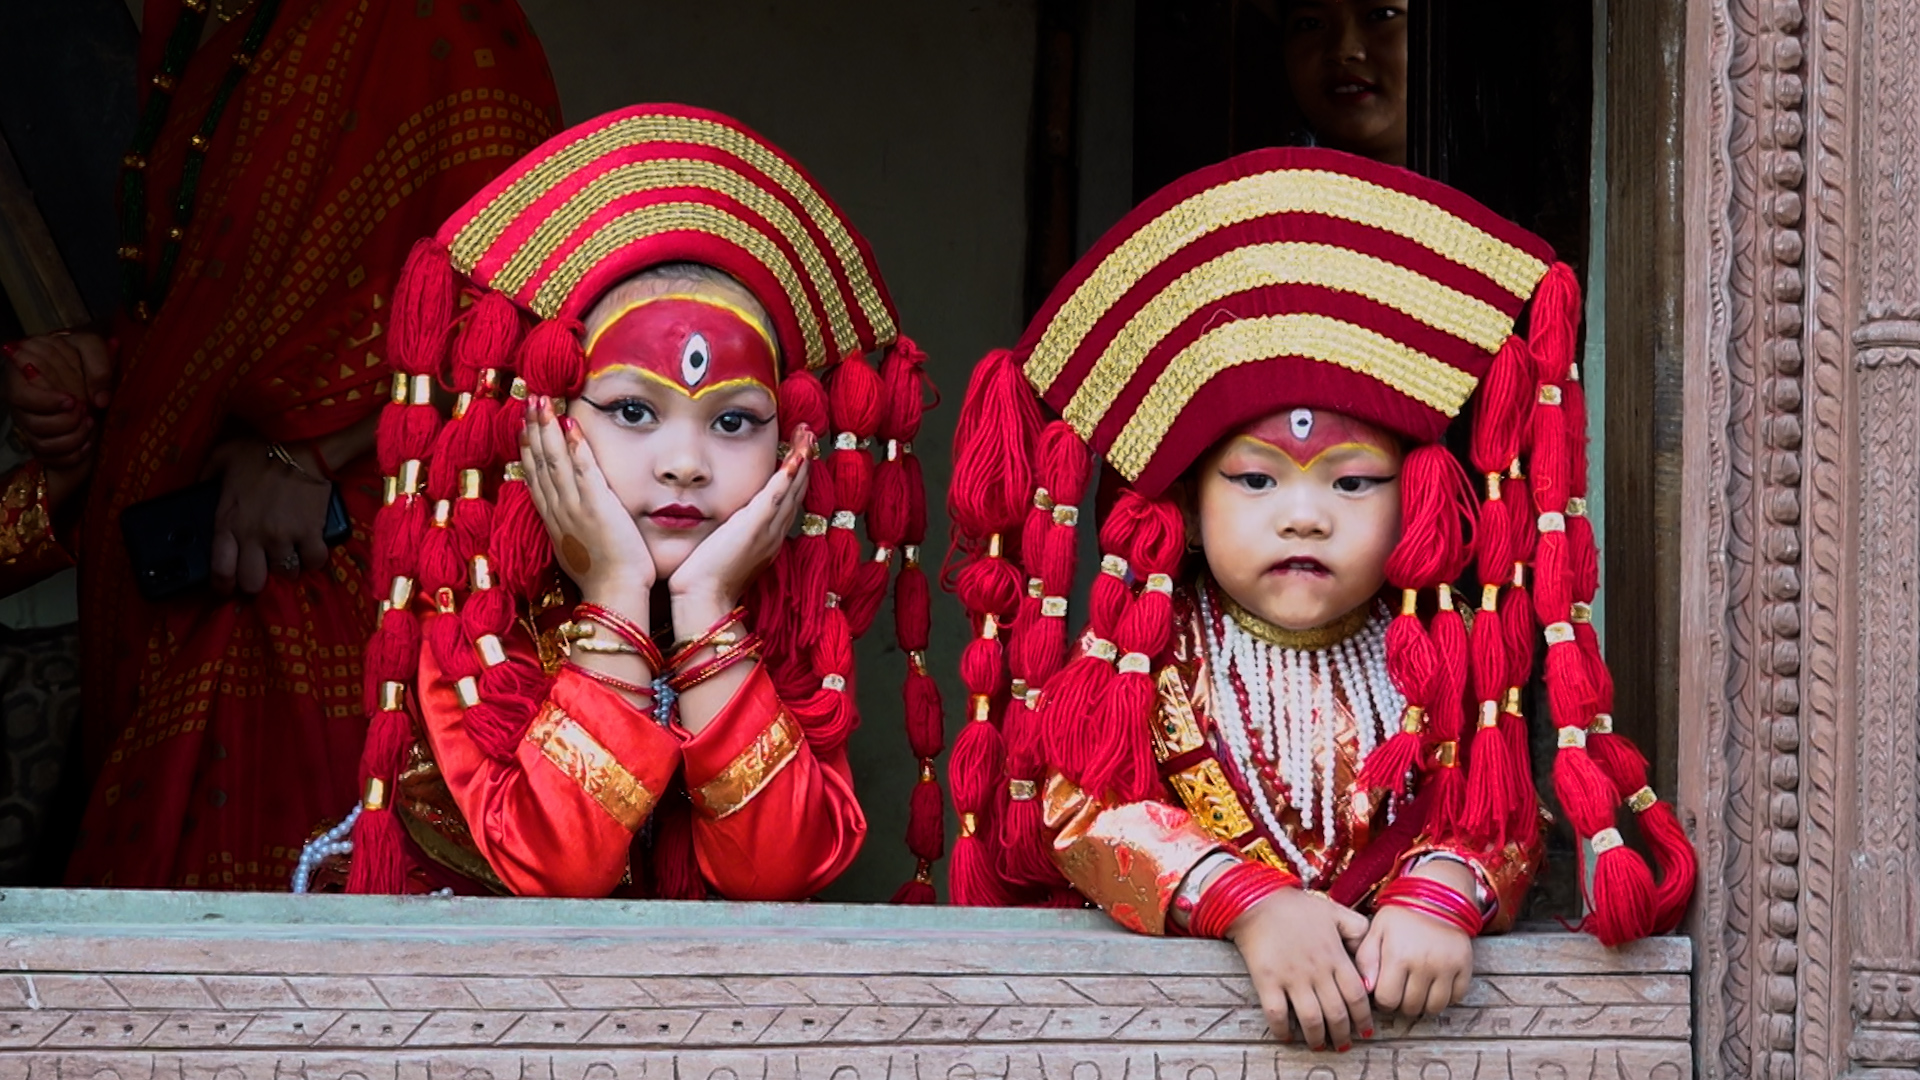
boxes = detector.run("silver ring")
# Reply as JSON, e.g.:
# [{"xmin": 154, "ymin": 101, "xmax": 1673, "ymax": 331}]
[{"xmin": 280, "ymin": 554, "xmax": 301, "ymax": 572}]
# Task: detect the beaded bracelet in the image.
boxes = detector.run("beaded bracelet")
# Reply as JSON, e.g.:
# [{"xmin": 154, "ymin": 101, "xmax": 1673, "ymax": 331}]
[
  {"xmin": 668, "ymin": 632, "xmax": 764, "ymax": 693},
  {"xmin": 1189, "ymin": 861, "xmax": 1303, "ymax": 940},
  {"xmin": 563, "ymin": 660, "xmax": 657, "ymax": 701},
  {"xmin": 666, "ymin": 605, "xmax": 749, "ymax": 670},
  {"xmin": 1375, "ymin": 875, "xmax": 1485, "ymax": 936},
  {"xmin": 573, "ymin": 602, "xmax": 665, "ymax": 671}
]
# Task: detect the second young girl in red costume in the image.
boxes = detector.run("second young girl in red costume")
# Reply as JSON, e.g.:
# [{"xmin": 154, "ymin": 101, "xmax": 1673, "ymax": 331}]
[{"xmin": 945, "ymin": 147, "xmax": 1696, "ymax": 1049}]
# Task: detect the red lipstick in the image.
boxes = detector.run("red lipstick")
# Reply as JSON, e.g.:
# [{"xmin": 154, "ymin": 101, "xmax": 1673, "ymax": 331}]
[{"xmin": 647, "ymin": 503, "xmax": 708, "ymax": 530}]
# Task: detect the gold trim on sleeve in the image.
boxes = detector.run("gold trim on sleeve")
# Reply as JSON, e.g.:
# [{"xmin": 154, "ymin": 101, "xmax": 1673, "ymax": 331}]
[
  {"xmin": 0, "ymin": 465, "xmax": 55, "ymax": 565},
  {"xmin": 524, "ymin": 703, "xmax": 657, "ymax": 831},
  {"xmin": 691, "ymin": 708, "xmax": 802, "ymax": 819}
]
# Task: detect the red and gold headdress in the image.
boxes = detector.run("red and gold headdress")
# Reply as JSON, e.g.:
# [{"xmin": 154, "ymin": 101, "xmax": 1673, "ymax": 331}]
[
  {"xmin": 948, "ymin": 147, "xmax": 1693, "ymax": 943},
  {"xmin": 350, "ymin": 104, "xmax": 944, "ymax": 901}
]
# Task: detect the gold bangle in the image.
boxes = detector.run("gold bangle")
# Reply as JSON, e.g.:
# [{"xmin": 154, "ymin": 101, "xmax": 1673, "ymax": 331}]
[{"xmin": 267, "ymin": 442, "xmax": 324, "ymax": 485}]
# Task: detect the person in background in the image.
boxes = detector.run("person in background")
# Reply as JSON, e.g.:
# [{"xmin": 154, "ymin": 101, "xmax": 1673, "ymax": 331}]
[
  {"xmin": 2, "ymin": 0, "xmax": 559, "ymax": 888},
  {"xmin": 1281, "ymin": 1, "xmax": 1408, "ymax": 165}
]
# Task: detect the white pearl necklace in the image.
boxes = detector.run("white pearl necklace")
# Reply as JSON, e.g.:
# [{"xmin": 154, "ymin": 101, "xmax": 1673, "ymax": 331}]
[
  {"xmin": 1199, "ymin": 589, "xmax": 1401, "ymax": 880},
  {"xmin": 291, "ymin": 804, "xmax": 359, "ymax": 894}
]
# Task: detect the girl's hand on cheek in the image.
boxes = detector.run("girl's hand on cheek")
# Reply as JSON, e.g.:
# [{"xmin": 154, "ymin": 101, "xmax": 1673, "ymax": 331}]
[
  {"xmin": 520, "ymin": 395, "xmax": 655, "ymax": 614},
  {"xmin": 668, "ymin": 426, "xmax": 813, "ymax": 635},
  {"xmin": 1354, "ymin": 901, "xmax": 1476, "ymax": 1021},
  {"xmin": 1228, "ymin": 889, "xmax": 1374, "ymax": 1049}
]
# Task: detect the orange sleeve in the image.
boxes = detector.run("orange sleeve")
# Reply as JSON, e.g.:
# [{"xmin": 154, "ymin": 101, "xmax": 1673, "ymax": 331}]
[
  {"xmin": 0, "ymin": 463, "xmax": 75, "ymax": 595},
  {"xmin": 418, "ymin": 621, "xmax": 680, "ymax": 897},
  {"xmin": 676, "ymin": 665, "xmax": 865, "ymax": 900},
  {"xmin": 1042, "ymin": 771, "xmax": 1228, "ymax": 935}
]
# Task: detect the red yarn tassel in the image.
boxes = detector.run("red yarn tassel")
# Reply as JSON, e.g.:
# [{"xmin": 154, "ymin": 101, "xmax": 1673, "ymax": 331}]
[
  {"xmin": 1640, "ymin": 800, "xmax": 1698, "ymax": 932},
  {"xmin": 344, "ymin": 704, "xmax": 412, "ymax": 895},
  {"xmin": 891, "ymin": 878, "xmax": 938, "ymax": 905},
  {"xmin": 1586, "ymin": 844, "xmax": 1658, "ymax": 946},
  {"xmin": 490, "ymin": 480, "xmax": 551, "ymax": 596},
  {"xmin": 1360, "ymin": 607, "xmax": 1434, "ymax": 796},
  {"xmin": 518, "ymin": 318, "xmax": 587, "ymax": 399},
  {"xmin": 906, "ymin": 774, "xmax": 946, "ymax": 863}
]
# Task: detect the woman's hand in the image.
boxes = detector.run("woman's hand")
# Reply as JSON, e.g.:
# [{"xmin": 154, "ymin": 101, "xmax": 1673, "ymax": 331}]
[
  {"xmin": 1228, "ymin": 888, "xmax": 1375, "ymax": 1050},
  {"xmin": 205, "ymin": 438, "xmax": 334, "ymax": 594},
  {"xmin": 666, "ymin": 427, "xmax": 812, "ymax": 637},
  {"xmin": 5, "ymin": 332, "xmax": 114, "ymax": 470},
  {"xmin": 520, "ymin": 395, "xmax": 654, "ymax": 615},
  {"xmin": 1354, "ymin": 866, "xmax": 1479, "ymax": 1020}
]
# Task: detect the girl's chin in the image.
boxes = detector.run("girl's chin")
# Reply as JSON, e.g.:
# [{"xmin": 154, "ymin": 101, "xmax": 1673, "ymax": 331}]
[
  {"xmin": 1237, "ymin": 586, "xmax": 1371, "ymax": 632},
  {"xmin": 639, "ymin": 537, "xmax": 702, "ymax": 581}
]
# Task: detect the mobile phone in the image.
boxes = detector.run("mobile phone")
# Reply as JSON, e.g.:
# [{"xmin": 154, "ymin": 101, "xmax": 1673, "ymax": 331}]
[{"xmin": 121, "ymin": 479, "xmax": 352, "ymax": 602}]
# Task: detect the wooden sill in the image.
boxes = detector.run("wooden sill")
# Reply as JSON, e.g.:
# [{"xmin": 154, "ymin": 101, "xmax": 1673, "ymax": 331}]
[{"xmin": 0, "ymin": 889, "xmax": 1692, "ymax": 1077}]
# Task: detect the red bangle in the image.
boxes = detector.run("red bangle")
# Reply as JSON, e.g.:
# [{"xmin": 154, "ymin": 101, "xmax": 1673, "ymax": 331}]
[
  {"xmin": 667, "ymin": 606, "xmax": 749, "ymax": 669},
  {"xmin": 668, "ymin": 633, "xmax": 762, "ymax": 692},
  {"xmin": 574, "ymin": 603, "xmax": 665, "ymax": 671},
  {"xmin": 1375, "ymin": 875, "xmax": 1485, "ymax": 936},
  {"xmin": 563, "ymin": 660, "xmax": 657, "ymax": 703},
  {"xmin": 1189, "ymin": 861, "xmax": 1302, "ymax": 940}
]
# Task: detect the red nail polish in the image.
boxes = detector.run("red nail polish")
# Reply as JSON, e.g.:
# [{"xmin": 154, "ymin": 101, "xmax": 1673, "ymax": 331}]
[
  {"xmin": 1, "ymin": 341, "xmax": 16, "ymax": 358},
  {"xmin": 560, "ymin": 416, "xmax": 577, "ymax": 434},
  {"xmin": 1338, "ymin": 1044, "xmax": 1351, "ymax": 1054},
  {"xmin": 21, "ymin": 363, "xmax": 41, "ymax": 381},
  {"xmin": 1362, "ymin": 1028, "xmax": 1375, "ymax": 1038}
]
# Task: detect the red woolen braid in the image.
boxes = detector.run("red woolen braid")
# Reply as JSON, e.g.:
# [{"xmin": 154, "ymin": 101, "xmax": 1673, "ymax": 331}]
[
  {"xmin": 349, "ymin": 240, "xmax": 456, "ymax": 894},
  {"xmin": 1074, "ymin": 491, "xmax": 1184, "ymax": 804},
  {"xmin": 946, "ymin": 349, "xmax": 1043, "ymax": 905},
  {"xmin": 1462, "ymin": 334, "xmax": 1536, "ymax": 847},
  {"xmin": 873, "ymin": 338, "xmax": 945, "ymax": 904},
  {"xmin": 1560, "ymin": 337, "xmax": 1695, "ymax": 935},
  {"xmin": 1356, "ymin": 444, "xmax": 1469, "ymax": 798},
  {"xmin": 1525, "ymin": 263, "xmax": 1657, "ymax": 945},
  {"xmin": 1001, "ymin": 420, "xmax": 1091, "ymax": 888}
]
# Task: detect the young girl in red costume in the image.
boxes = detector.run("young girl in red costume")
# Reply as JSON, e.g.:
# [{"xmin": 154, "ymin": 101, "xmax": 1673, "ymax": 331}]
[
  {"xmin": 298, "ymin": 104, "xmax": 945, "ymax": 901},
  {"xmin": 945, "ymin": 147, "xmax": 1696, "ymax": 1048}
]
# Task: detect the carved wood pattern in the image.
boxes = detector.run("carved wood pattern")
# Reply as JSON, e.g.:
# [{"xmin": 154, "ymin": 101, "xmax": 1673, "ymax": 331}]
[
  {"xmin": 1851, "ymin": 0, "xmax": 1920, "ymax": 973},
  {"xmin": 1689, "ymin": 2, "xmax": 1815, "ymax": 1079},
  {"xmin": 1694, "ymin": 0, "xmax": 1920, "ymax": 1076},
  {"xmin": 0, "ymin": 920, "xmax": 1692, "ymax": 1079},
  {"xmin": 1798, "ymin": 0, "xmax": 1851, "ymax": 1077},
  {"xmin": 0, "ymin": 1046, "xmax": 1699, "ymax": 1080},
  {"xmin": 1846, "ymin": 0, "xmax": 1920, "ymax": 1074}
]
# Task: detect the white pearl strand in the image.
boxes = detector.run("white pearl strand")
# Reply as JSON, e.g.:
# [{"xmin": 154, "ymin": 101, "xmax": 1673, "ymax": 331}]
[
  {"xmin": 292, "ymin": 805, "xmax": 359, "ymax": 894},
  {"xmin": 1199, "ymin": 590, "xmax": 1402, "ymax": 880}
]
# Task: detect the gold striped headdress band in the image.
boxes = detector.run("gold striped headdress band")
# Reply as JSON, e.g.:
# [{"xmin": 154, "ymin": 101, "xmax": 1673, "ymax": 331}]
[
  {"xmin": 434, "ymin": 103, "xmax": 901, "ymax": 371},
  {"xmin": 1016, "ymin": 146, "xmax": 1557, "ymax": 495}
]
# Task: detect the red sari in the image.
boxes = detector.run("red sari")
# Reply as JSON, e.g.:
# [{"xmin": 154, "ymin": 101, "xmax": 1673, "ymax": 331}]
[{"xmin": 65, "ymin": 0, "xmax": 559, "ymax": 888}]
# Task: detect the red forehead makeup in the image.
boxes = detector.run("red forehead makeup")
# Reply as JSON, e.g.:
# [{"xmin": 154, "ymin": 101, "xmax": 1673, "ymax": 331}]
[
  {"xmin": 1237, "ymin": 408, "xmax": 1400, "ymax": 470},
  {"xmin": 584, "ymin": 294, "xmax": 779, "ymax": 399}
]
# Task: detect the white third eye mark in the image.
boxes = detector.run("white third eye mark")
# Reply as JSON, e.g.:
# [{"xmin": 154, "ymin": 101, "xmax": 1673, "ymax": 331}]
[
  {"xmin": 1290, "ymin": 408, "xmax": 1314, "ymax": 440},
  {"xmin": 681, "ymin": 333, "xmax": 711, "ymax": 387}
]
